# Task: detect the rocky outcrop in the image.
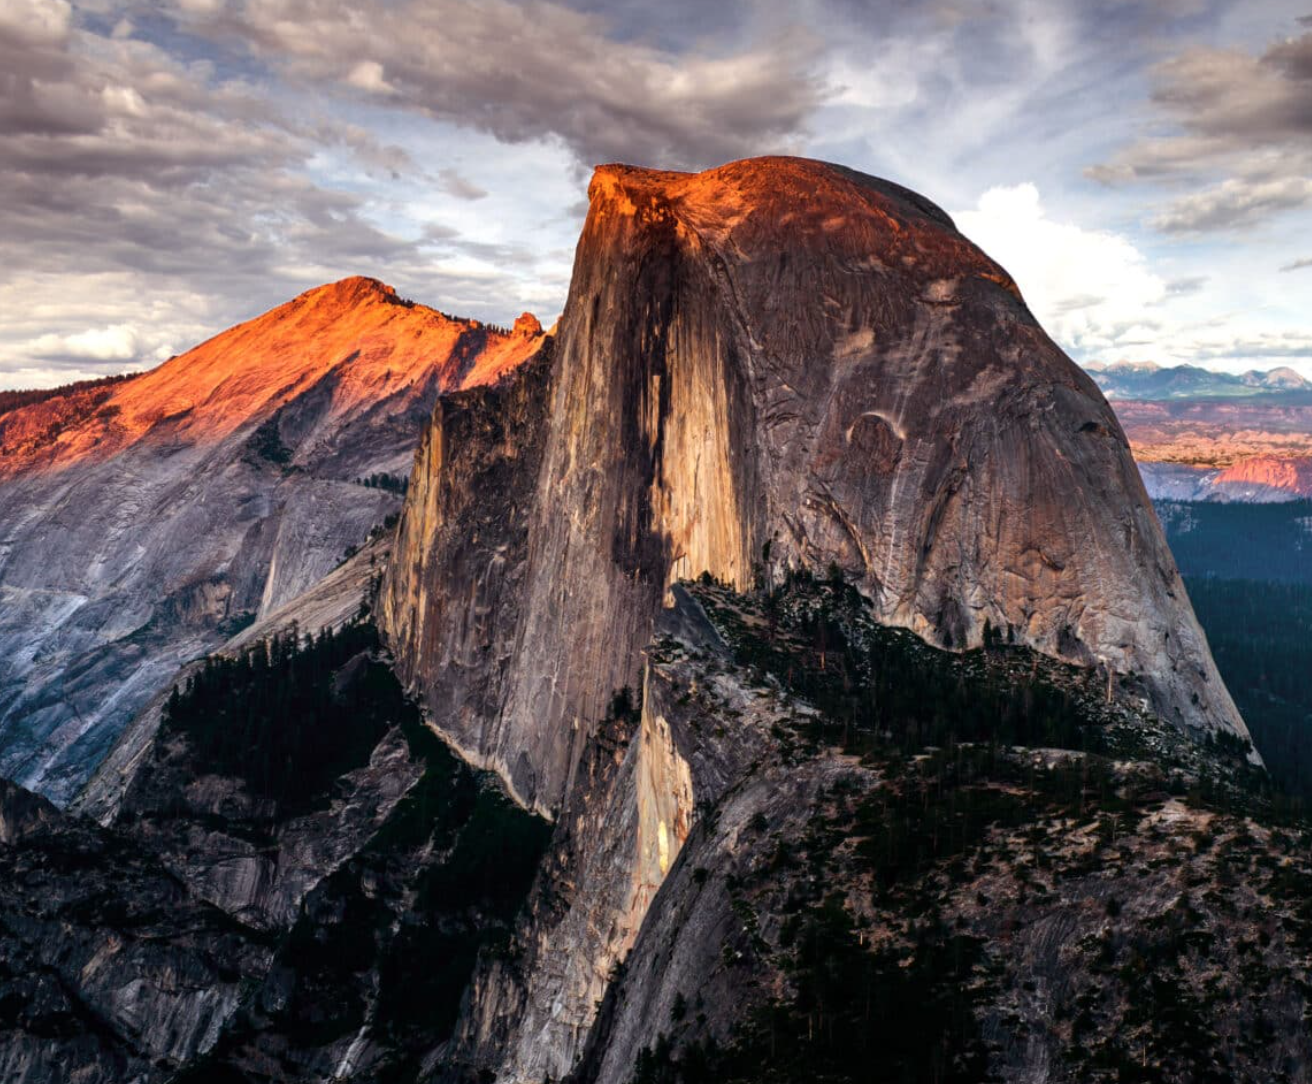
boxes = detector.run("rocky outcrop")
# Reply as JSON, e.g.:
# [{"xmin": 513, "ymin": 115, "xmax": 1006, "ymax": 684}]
[
  {"xmin": 1215, "ymin": 455, "xmax": 1312, "ymax": 497},
  {"xmin": 0, "ymin": 617, "xmax": 551, "ymax": 1084},
  {"xmin": 1138, "ymin": 458, "xmax": 1312, "ymax": 502},
  {"xmin": 381, "ymin": 345, "xmax": 559, "ymax": 806},
  {"xmin": 384, "ymin": 156, "xmax": 1250, "ymax": 821},
  {"xmin": 0, "ymin": 778, "xmax": 272, "ymax": 1084},
  {"xmin": 0, "ymin": 277, "xmax": 545, "ymax": 803},
  {"xmin": 0, "ymin": 156, "xmax": 1280, "ymax": 1084},
  {"xmin": 74, "ymin": 533, "xmax": 395, "ymax": 825},
  {"xmin": 447, "ymin": 578, "xmax": 1285, "ymax": 1084},
  {"xmin": 1112, "ymin": 396, "xmax": 1312, "ymax": 468},
  {"xmin": 565, "ymin": 584, "xmax": 1307, "ymax": 1084}
]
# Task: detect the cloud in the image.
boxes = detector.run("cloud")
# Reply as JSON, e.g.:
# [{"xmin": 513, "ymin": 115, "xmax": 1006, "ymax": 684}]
[
  {"xmin": 1151, "ymin": 177, "xmax": 1312, "ymax": 233},
  {"xmin": 1087, "ymin": 28, "xmax": 1312, "ymax": 231},
  {"xmin": 346, "ymin": 60, "xmax": 393, "ymax": 94},
  {"xmin": 1165, "ymin": 275, "xmax": 1208, "ymax": 296},
  {"xmin": 1187, "ymin": 331, "xmax": 1312, "ymax": 365},
  {"xmin": 3, "ymin": 0, "xmax": 1309, "ymax": 389},
  {"xmin": 438, "ymin": 168, "xmax": 488, "ymax": 201},
  {"xmin": 1281, "ymin": 257, "xmax": 1312, "ymax": 272},
  {"xmin": 954, "ymin": 184, "xmax": 1168, "ymax": 361},
  {"xmin": 0, "ymin": 0, "xmax": 73, "ymax": 45},
  {"xmin": 30, "ymin": 324, "xmax": 144, "ymax": 362},
  {"xmin": 0, "ymin": 4, "xmax": 577, "ymax": 384},
  {"xmin": 161, "ymin": 0, "xmax": 828, "ymax": 170}
]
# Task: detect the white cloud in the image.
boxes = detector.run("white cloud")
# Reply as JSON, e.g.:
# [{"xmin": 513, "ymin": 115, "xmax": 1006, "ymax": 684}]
[
  {"xmin": 29, "ymin": 323, "xmax": 146, "ymax": 361},
  {"xmin": 0, "ymin": 0, "xmax": 73, "ymax": 44},
  {"xmin": 952, "ymin": 182, "xmax": 1312, "ymax": 378},
  {"xmin": 1088, "ymin": 31, "xmax": 1312, "ymax": 232},
  {"xmin": 954, "ymin": 184, "xmax": 1167, "ymax": 361},
  {"xmin": 163, "ymin": 0, "xmax": 828, "ymax": 170},
  {"xmin": 346, "ymin": 60, "xmax": 393, "ymax": 94},
  {"xmin": 2, "ymin": 0, "xmax": 1309, "ymax": 390}
]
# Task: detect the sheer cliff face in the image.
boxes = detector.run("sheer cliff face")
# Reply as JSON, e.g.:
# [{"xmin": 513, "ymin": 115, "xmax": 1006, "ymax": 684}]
[
  {"xmin": 0, "ymin": 277, "xmax": 544, "ymax": 803},
  {"xmin": 384, "ymin": 156, "xmax": 1249, "ymax": 816}
]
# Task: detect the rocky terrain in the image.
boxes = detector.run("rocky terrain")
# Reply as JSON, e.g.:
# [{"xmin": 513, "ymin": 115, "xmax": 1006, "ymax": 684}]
[
  {"xmin": 1, "ymin": 574, "xmax": 1303, "ymax": 1084},
  {"xmin": 1138, "ymin": 456, "xmax": 1312, "ymax": 502},
  {"xmin": 1100, "ymin": 391, "xmax": 1312, "ymax": 501},
  {"xmin": 0, "ymin": 607, "xmax": 550, "ymax": 1084},
  {"xmin": 0, "ymin": 277, "xmax": 545, "ymax": 803},
  {"xmin": 1082, "ymin": 365, "xmax": 1312, "ymax": 502},
  {"xmin": 0, "ymin": 155, "xmax": 1303, "ymax": 1083},
  {"xmin": 383, "ymin": 156, "xmax": 1249, "ymax": 821},
  {"xmin": 563, "ymin": 579, "xmax": 1307, "ymax": 1084}
]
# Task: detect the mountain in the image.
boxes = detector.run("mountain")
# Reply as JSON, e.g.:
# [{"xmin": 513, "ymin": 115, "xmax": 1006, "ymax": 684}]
[
  {"xmin": 2, "ymin": 156, "xmax": 1302, "ymax": 1084},
  {"xmin": 1087, "ymin": 360, "xmax": 1312, "ymax": 401},
  {"xmin": 1106, "ymin": 395, "xmax": 1312, "ymax": 502},
  {"xmin": 1138, "ymin": 456, "xmax": 1312, "ymax": 502},
  {"xmin": 1, "ymin": 581, "xmax": 1302, "ymax": 1084},
  {"xmin": 383, "ymin": 157, "xmax": 1248, "ymax": 821},
  {"xmin": 0, "ymin": 277, "xmax": 545, "ymax": 803}
]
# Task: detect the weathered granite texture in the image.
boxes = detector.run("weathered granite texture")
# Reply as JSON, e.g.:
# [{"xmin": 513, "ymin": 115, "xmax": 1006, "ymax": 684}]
[
  {"xmin": 0, "ymin": 778, "xmax": 272, "ymax": 1084},
  {"xmin": 383, "ymin": 156, "xmax": 1250, "ymax": 821}
]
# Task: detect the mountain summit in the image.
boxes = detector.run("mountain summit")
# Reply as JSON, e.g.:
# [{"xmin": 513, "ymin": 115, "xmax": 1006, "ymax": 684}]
[
  {"xmin": 0, "ymin": 276, "xmax": 540, "ymax": 476},
  {"xmin": 384, "ymin": 155, "xmax": 1250, "ymax": 819},
  {"xmin": 0, "ymin": 277, "xmax": 546, "ymax": 801},
  {"xmin": 0, "ymin": 157, "xmax": 1297, "ymax": 1084}
]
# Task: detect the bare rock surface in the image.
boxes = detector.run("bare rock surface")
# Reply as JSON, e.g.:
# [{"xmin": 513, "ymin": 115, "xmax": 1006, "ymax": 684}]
[
  {"xmin": 0, "ymin": 778, "xmax": 272, "ymax": 1084},
  {"xmin": 556, "ymin": 582, "xmax": 1304, "ymax": 1084},
  {"xmin": 384, "ymin": 156, "xmax": 1250, "ymax": 820},
  {"xmin": 73, "ymin": 533, "xmax": 394, "ymax": 825},
  {"xmin": 0, "ymin": 277, "xmax": 544, "ymax": 803}
]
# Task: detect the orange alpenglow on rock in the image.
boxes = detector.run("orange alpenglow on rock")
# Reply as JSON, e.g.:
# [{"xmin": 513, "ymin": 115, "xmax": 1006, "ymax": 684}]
[
  {"xmin": 0, "ymin": 276, "xmax": 545, "ymax": 478},
  {"xmin": 0, "ymin": 276, "xmax": 547, "ymax": 804},
  {"xmin": 1215, "ymin": 455, "xmax": 1312, "ymax": 495},
  {"xmin": 382, "ymin": 155, "xmax": 1252, "ymax": 839}
]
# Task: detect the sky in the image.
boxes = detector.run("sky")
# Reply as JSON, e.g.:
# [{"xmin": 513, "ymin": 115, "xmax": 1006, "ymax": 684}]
[{"xmin": 1, "ymin": 0, "xmax": 1309, "ymax": 389}]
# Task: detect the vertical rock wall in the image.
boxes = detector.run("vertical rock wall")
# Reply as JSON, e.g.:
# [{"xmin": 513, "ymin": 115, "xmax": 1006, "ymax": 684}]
[{"xmin": 384, "ymin": 156, "xmax": 1250, "ymax": 824}]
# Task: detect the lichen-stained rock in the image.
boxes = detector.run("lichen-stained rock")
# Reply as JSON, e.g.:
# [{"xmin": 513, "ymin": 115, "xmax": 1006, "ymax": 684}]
[{"xmin": 384, "ymin": 156, "xmax": 1250, "ymax": 821}]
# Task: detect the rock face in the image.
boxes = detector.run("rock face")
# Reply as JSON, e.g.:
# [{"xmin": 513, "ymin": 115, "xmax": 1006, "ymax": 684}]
[
  {"xmin": 74, "ymin": 533, "xmax": 396, "ymax": 826},
  {"xmin": 0, "ymin": 608, "xmax": 551, "ymax": 1084},
  {"xmin": 1137, "ymin": 458, "xmax": 1312, "ymax": 502},
  {"xmin": 563, "ymin": 583, "xmax": 1308, "ymax": 1084},
  {"xmin": 0, "ymin": 777, "xmax": 273, "ymax": 1084},
  {"xmin": 0, "ymin": 277, "xmax": 545, "ymax": 802},
  {"xmin": 383, "ymin": 156, "xmax": 1250, "ymax": 819},
  {"xmin": 0, "ymin": 156, "xmax": 1281, "ymax": 1084}
]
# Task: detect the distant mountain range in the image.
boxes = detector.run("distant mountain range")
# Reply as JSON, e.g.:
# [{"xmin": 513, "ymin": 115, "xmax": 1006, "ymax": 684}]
[
  {"xmin": 1087, "ymin": 363, "xmax": 1312, "ymax": 501},
  {"xmin": 1086, "ymin": 360, "xmax": 1312, "ymax": 402}
]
